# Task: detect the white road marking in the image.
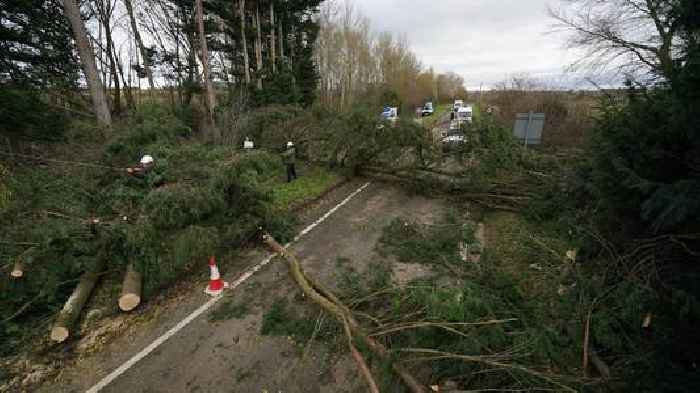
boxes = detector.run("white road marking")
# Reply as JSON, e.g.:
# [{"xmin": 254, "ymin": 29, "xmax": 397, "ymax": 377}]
[{"xmin": 85, "ymin": 181, "xmax": 372, "ymax": 393}]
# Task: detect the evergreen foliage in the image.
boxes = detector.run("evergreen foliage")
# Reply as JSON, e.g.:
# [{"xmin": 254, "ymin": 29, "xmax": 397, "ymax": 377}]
[
  {"xmin": 0, "ymin": 0, "xmax": 78, "ymax": 87},
  {"xmin": 589, "ymin": 84, "xmax": 700, "ymax": 234},
  {"xmin": 0, "ymin": 89, "xmax": 69, "ymax": 140},
  {"xmin": 0, "ymin": 104, "xmax": 306, "ymax": 356}
]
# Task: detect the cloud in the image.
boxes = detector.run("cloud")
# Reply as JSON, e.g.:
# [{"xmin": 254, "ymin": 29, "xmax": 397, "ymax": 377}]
[{"xmin": 351, "ymin": 0, "xmax": 584, "ymax": 89}]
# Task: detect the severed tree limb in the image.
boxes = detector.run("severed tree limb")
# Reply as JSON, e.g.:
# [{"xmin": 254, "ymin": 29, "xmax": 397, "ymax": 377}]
[
  {"xmin": 343, "ymin": 318, "xmax": 380, "ymax": 393},
  {"xmin": 263, "ymin": 234, "xmax": 428, "ymax": 393}
]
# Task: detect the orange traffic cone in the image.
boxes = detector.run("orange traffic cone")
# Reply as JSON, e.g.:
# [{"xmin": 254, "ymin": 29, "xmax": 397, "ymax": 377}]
[{"xmin": 204, "ymin": 256, "xmax": 229, "ymax": 296}]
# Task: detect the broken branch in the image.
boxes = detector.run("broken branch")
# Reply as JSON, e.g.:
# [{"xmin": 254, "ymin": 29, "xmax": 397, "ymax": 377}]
[{"xmin": 262, "ymin": 233, "xmax": 428, "ymax": 393}]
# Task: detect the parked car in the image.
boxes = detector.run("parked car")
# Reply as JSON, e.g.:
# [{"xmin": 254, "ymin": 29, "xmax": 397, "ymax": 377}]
[
  {"xmin": 453, "ymin": 99, "xmax": 464, "ymax": 112},
  {"xmin": 421, "ymin": 102, "xmax": 434, "ymax": 117},
  {"xmin": 381, "ymin": 106, "xmax": 398, "ymax": 121},
  {"xmin": 378, "ymin": 107, "xmax": 398, "ymax": 129}
]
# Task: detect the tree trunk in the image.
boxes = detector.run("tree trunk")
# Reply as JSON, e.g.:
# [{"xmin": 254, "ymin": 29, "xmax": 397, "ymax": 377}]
[
  {"xmin": 195, "ymin": 0, "xmax": 217, "ymax": 126},
  {"xmin": 278, "ymin": 17, "xmax": 284, "ymax": 60},
  {"xmin": 119, "ymin": 262, "xmax": 142, "ymax": 312},
  {"xmin": 113, "ymin": 41, "xmax": 134, "ymax": 110},
  {"xmin": 240, "ymin": 0, "xmax": 251, "ymax": 84},
  {"xmin": 185, "ymin": 27, "xmax": 197, "ymax": 105},
  {"xmin": 50, "ymin": 259, "xmax": 106, "ymax": 342},
  {"xmin": 269, "ymin": 0, "xmax": 276, "ymax": 73},
  {"xmin": 123, "ymin": 0, "xmax": 155, "ymax": 90},
  {"xmin": 175, "ymin": 20, "xmax": 183, "ymax": 106},
  {"xmin": 63, "ymin": 0, "xmax": 112, "ymax": 129},
  {"xmin": 255, "ymin": 2, "xmax": 263, "ymax": 89},
  {"xmin": 99, "ymin": 4, "xmax": 121, "ymax": 117}
]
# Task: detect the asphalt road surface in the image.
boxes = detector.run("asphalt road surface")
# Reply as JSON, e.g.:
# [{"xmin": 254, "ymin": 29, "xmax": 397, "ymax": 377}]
[{"xmin": 39, "ymin": 180, "xmax": 446, "ymax": 393}]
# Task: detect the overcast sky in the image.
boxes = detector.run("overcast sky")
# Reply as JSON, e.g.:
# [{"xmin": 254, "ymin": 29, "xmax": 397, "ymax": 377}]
[{"xmin": 352, "ymin": 0, "xmax": 586, "ymax": 90}]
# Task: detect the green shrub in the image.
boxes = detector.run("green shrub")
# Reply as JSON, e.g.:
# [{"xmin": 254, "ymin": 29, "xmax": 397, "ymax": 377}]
[
  {"xmin": 0, "ymin": 89, "xmax": 68, "ymax": 141},
  {"xmin": 590, "ymin": 85, "xmax": 700, "ymax": 235}
]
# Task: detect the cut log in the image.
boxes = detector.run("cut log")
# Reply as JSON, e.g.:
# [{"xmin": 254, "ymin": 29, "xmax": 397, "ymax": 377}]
[
  {"xmin": 11, "ymin": 252, "xmax": 33, "ymax": 278},
  {"xmin": 11, "ymin": 260, "xmax": 24, "ymax": 278},
  {"xmin": 50, "ymin": 260, "xmax": 105, "ymax": 343},
  {"xmin": 119, "ymin": 263, "xmax": 142, "ymax": 312}
]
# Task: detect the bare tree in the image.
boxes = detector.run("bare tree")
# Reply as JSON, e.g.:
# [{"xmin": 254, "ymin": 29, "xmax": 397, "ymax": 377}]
[
  {"xmin": 112, "ymin": 40, "xmax": 135, "ymax": 110},
  {"xmin": 93, "ymin": 0, "xmax": 123, "ymax": 115},
  {"xmin": 254, "ymin": 1, "xmax": 263, "ymax": 89},
  {"xmin": 315, "ymin": 0, "xmax": 438, "ymax": 110},
  {"xmin": 549, "ymin": 0, "xmax": 681, "ymax": 79},
  {"xmin": 269, "ymin": 0, "xmax": 276, "ymax": 73},
  {"xmin": 240, "ymin": 0, "xmax": 251, "ymax": 84},
  {"xmin": 278, "ymin": 12, "xmax": 284, "ymax": 60},
  {"xmin": 123, "ymin": 0, "xmax": 156, "ymax": 90},
  {"xmin": 63, "ymin": 0, "xmax": 112, "ymax": 129}
]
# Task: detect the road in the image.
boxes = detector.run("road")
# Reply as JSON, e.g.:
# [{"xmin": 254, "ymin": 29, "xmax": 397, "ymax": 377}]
[{"xmin": 39, "ymin": 180, "xmax": 446, "ymax": 393}]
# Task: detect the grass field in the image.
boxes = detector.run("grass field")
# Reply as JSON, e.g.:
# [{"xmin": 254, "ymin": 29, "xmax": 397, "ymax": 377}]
[
  {"xmin": 421, "ymin": 104, "xmax": 451, "ymax": 129},
  {"xmin": 270, "ymin": 165, "xmax": 342, "ymax": 211}
]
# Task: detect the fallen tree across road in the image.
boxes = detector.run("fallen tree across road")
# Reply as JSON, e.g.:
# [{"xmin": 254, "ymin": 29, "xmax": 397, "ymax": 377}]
[
  {"xmin": 361, "ymin": 165, "xmax": 538, "ymax": 212},
  {"xmin": 262, "ymin": 233, "xmax": 428, "ymax": 393}
]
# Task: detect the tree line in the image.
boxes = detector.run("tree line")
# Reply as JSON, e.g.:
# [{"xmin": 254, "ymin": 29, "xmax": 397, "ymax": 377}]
[
  {"xmin": 1, "ymin": 0, "xmax": 471, "ymax": 142},
  {"xmin": 316, "ymin": 0, "xmax": 467, "ymax": 112},
  {"xmin": 1, "ymin": 0, "xmax": 324, "ymax": 135}
]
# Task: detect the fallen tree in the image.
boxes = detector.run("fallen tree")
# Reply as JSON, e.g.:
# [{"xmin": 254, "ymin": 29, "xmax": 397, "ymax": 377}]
[
  {"xmin": 361, "ymin": 165, "xmax": 537, "ymax": 211},
  {"xmin": 262, "ymin": 233, "xmax": 428, "ymax": 393}
]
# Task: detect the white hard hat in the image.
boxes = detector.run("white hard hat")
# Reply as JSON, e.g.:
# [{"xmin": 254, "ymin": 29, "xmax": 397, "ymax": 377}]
[
  {"xmin": 287, "ymin": 141, "xmax": 294, "ymax": 147},
  {"xmin": 140, "ymin": 155, "xmax": 154, "ymax": 165}
]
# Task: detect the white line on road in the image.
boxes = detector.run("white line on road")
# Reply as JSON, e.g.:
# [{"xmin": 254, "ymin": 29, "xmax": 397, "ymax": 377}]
[{"xmin": 85, "ymin": 181, "xmax": 372, "ymax": 393}]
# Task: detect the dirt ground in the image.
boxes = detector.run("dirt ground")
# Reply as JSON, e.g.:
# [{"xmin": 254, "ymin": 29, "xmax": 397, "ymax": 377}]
[{"xmin": 36, "ymin": 180, "xmax": 447, "ymax": 393}]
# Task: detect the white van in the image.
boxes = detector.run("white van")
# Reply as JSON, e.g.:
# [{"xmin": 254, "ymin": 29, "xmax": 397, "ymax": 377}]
[
  {"xmin": 453, "ymin": 99, "xmax": 464, "ymax": 112},
  {"xmin": 456, "ymin": 105, "xmax": 473, "ymax": 124}
]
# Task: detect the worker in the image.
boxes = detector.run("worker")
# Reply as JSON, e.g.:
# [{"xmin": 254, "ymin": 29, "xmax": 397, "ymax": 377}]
[
  {"xmin": 243, "ymin": 136, "xmax": 254, "ymax": 150},
  {"xmin": 126, "ymin": 154, "xmax": 154, "ymax": 177},
  {"xmin": 283, "ymin": 141, "xmax": 297, "ymax": 182}
]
